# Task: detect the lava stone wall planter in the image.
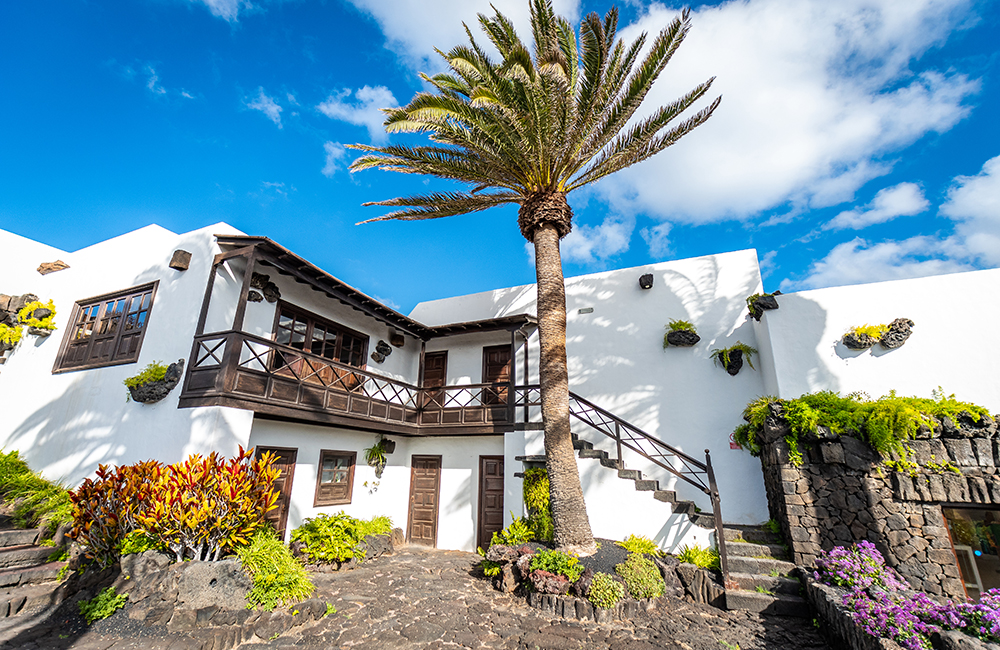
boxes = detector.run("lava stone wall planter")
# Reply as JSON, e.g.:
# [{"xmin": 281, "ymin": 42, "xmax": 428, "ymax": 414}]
[
  {"xmin": 128, "ymin": 360, "xmax": 185, "ymax": 404},
  {"xmin": 666, "ymin": 330, "xmax": 700, "ymax": 347},
  {"xmin": 755, "ymin": 406, "xmax": 1000, "ymax": 599}
]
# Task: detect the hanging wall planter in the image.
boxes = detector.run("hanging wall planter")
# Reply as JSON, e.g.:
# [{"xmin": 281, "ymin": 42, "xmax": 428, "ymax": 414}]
[
  {"xmin": 364, "ymin": 436, "xmax": 393, "ymax": 478},
  {"xmin": 841, "ymin": 319, "xmax": 914, "ymax": 351},
  {"xmin": 711, "ymin": 342, "xmax": 757, "ymax": 376},
  {"xmin": 19, "ymin": 299, "xmax": 58, "ymax": 337},
  {"xmin": 879, "ymin": 318, "xmax": 914, "ymax": 349},
  {"xmin": 746, "ymin": 291, "xmax": 781, "ymax": 321},
  {"xmin": 663, "ymin": 319, "xmax": 700, "ymax": 348},
  {"xmin": 124, "ymin": 359, "xmax": 185, "ymax": 404}
]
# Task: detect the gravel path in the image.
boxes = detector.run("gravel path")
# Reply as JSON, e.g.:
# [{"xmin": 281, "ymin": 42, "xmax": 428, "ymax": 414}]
[{"xmin": 0, "ymin": 547, "xmax": 833, "ymax": 650}]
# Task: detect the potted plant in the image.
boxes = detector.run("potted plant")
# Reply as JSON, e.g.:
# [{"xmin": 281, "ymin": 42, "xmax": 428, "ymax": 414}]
[
  {"xmin": 663, "ymin": 319, "xmax": 700, "ymax": 348},
  {"xmin": 746, "ymin": 291, "xmax": 781, "ymax": 321},
  {"xmin": 364, "ymin": 436, "xmax": 394, "ymax": 479},
  {"xmin": 18, "ymin": 299, "xmax": 57, "ymax": 336},
  {"xmin": 0, "ymin": 323, "xmax": 23, "ymax": 353},
  {"xmin": 711, "ymin": 342, "xmax": 758, "ymax": 376},
  {"xmin": 124, "ymin": 359, "xmax": 185, "ymax": 403},
  {"xmin": 841, "ymin": 324, "xmax": 888, "ymax": 351}
]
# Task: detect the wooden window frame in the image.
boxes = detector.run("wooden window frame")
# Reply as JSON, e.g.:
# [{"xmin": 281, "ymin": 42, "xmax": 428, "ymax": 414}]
[
  {"xmin": 313, "ymin": 449, "xmax": 357, "ymax": 507},
  {"xmin": 271, "ymin": 302, "xmax": 369, "ymax": 370},
  {"xmin": 52, "ymin": 281, "xmax": 159, "ymax": 374}
]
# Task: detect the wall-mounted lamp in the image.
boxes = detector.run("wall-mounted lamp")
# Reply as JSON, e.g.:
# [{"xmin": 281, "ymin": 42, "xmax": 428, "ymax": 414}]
[{"xmin": 638, "ymin": 273, "xmax": 654, "ymax": 290}]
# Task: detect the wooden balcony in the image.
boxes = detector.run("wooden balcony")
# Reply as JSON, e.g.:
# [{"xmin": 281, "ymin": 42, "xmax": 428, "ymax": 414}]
[{"xmin": 178, "ymin": 331, "xmax": 519, "ymax": 436}]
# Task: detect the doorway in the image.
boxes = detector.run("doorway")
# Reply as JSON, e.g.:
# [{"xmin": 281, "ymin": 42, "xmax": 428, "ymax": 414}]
[
  {"xmin": 255, "ymin": 446, "xmax": 297, "ymax": 538},
  {"xmin": 407, "ymin": 455, "xmax": 442, "ymax": 547},
  {"xmin": 477, "ymin": 456, "xmax": 504, "ymax": 550}
]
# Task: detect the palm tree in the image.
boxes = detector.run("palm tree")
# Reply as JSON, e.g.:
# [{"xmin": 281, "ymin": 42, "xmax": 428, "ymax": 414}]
[{"xmin": 349, "ymin": 0, "xmax": 720, "ymax": 555}]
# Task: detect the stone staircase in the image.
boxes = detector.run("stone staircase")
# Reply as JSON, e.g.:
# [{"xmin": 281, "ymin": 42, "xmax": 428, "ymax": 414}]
[
  {"xmin": 722, "ymin": 524, "xmax": 810, "ymax": 617},
  {"xmin": 0, "ymin": 519, "xmax": 69, "ymax": 619},
  {"xmin": 516, "ymin": 432, "xmax": 716, "ymax": 530}
]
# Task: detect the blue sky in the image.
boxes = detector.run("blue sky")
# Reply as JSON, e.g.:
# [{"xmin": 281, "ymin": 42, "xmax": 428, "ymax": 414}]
[{"xmin": 2, "ymin": 0, "xmax": 998, "ymax": 312}]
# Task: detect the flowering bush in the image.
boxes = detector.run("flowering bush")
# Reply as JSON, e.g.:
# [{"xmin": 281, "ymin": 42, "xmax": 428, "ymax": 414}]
[
  {"xmin": 843, "ymin": 589, "xmax": 936, "ymax": 650},
  {"xmin": 814, "ymin": 540, "xmax": 909, "ymax": 591}
]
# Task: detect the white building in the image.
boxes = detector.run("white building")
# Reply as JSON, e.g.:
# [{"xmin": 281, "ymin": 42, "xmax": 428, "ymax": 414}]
[{"xmin": 1, "ymin": 223, "xmax": 997, "ymax": 555}]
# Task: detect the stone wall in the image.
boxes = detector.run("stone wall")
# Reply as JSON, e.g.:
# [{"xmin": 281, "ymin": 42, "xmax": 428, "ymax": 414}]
[{"xmin": 757, "ymin": 403, "xmax": 999, "ymax": 600}]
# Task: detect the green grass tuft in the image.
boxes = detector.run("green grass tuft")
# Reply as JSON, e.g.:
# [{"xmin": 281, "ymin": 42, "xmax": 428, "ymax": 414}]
[
  {"xmin": 0, "ymin": 450, "xmax": 73, "ymax": 533},
  {"xmin": 237, "ymin": 528, "xmax": 314, "ymax": 611}
]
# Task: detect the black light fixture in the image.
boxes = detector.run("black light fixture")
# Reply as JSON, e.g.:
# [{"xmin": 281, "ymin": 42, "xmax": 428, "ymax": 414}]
[{"xmin": 639, "ymin": 273, "xmax": 654, "ymax": 290}]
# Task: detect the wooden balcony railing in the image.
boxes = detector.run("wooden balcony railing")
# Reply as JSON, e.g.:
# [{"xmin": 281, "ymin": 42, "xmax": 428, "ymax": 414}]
[{"xmin": 179, "ymin": 331, "xmax": 514, "ymax": 435}]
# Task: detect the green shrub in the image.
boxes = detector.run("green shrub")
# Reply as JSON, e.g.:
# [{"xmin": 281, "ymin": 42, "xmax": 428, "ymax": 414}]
[
  {"xmin": 732, "ymin": 389, "xmax": 992, "ymax": 465},
  {"xmin": 615, "ymin": 553, "xmax": 665, "ymax": 599},
  {"xmin": 119, "ymin": 530, "xmax": 166, "ymax": 556},
  {"xmin": 847, "ymin": 323, "xmax": 889, "ymax": 339},
  {"xmin": 123, "ymin": 361, "xmax": 169, "ymax": 397},
  {"xmin": 488, "ymin": 516, "xmax": 534, "ymax": 548},
  {"xmin": 480, "ymin": 559, "xmax": 503, "ymax": 577},
  {"xmin": 522, "ymin": 468, "xmax": 553, "ymax": 542},
  {"xmin": 667, "ymin": 319, "xmax": 696, "ymax": 333},
  {"xmin": 588, "ymin": 572, "xmax": 626, "ymax": 609},
  {"xmin": 711, "ymin": 342, "xmax": 758, "ymax": 371},
  {"xmin": 79, "ymin": 586, "xmax": 128, "ymax": 624},
  {"xmin": 237, "ymin": 528, "xmax": 314, "ymax": 611},
  {"xmin": 290, "ymin": 512, "xmax": 393, "ymax": 563},
  {"xmin": 616, "ymin": 534, "xmax": 662, "ymax": 557},
  {"xmin": 676, "ymin": 544, "xmax": 720, "ymax": 571},
  {"xmin": 529, "ymin": 549, "xmax": 584, "ymax": 582},
  {"xmin": 0, "ymin": 450, "xmax": 73, "ymax": 533}
]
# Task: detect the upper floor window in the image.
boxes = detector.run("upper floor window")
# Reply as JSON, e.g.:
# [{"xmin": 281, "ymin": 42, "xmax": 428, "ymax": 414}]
[
  {"xmin": 273, "ymin": 305, "xmax": 368, "ymax": 368},
  {"xmin": 54, "ymin": 282, "xmax": 157, "ymax": 373}
]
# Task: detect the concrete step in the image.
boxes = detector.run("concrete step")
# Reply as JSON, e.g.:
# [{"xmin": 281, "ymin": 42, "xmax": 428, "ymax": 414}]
[
  {"xmin": 723, "ymin": 525, "xmax": 782, "ymax": 545},
  {"xmin": 577, "ymin": 449, "xmax": 608, "ymax": 460},
  {"xmin": 727, "ymin": 556, "xmax": 797, "ymax": 576},
  {"xmin": 618, "ymin": 469, "xmax": 642, "ymax": 481},
  {"xmin": 728, "ymin": 572, "xmax": 801, "ymax": 594},
  {"xmin": 572, "ymin": 439, "xmax": 594, "ymax": 450},
  {"xmin": 0, "ymin": 561, "xmax": 67, "ymax": 588},
  {"xmin": 0, "ymin": 546, "xmax": 57, "ymax": 570},
  {"xmin": 689, "ymin": 513, "xmax": 716, "ymax": 529},
  {"xmin": 0, "ymin": 530, "xmax": 38, "ymax": 549},
  {"xmin": 634, "ymin": 479, "xmax": 660, "ymax": 491},
  {"xmin": 514, "ymin": 455, "xmax": 546, "ymax": 464},
  {"xmin": 727, "ymin": 541, "xmax": 790, "ymax": 560},
  {"xmin": 598, "ymin": 458, "xmax": 623, "ymax": 470},
  {"xmin": 725, "ymin": 590, "xmax": 811, "ymax": 617},
  {"xmin": 671, "ymin": 500, "xmax": 697, "ymax": 514},
  {"xmin": 652, "ymin": 490, "xmax": 676, "ymax": 503},
  {"xmin": 0, "ymin": 581, "xmax": 67, "ymax": 619}
]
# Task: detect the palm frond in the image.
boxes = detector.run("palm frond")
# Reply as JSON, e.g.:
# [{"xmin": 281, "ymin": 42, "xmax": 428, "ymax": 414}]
[{"xmin": 357, "ymin": 191, "xmax": 522, "ymax": 223}]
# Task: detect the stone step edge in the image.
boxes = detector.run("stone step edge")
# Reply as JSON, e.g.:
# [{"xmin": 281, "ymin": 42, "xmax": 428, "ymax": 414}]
[
  {"xmin": 726, "ymin": 572, "xmax": 802, "ymax": 595},
  {"xmin": 724, "ymin": 590, "xmax": 811, "ymax": 617},
  {"xmin": 726, "ymin": 541, "xmax": 790, "ymax": 560}
]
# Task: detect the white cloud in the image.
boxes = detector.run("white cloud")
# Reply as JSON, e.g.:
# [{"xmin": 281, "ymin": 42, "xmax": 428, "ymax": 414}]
[
  {"xmin": 145, "ymin": 66, "xmax": 166, "ymax": 95},
  {"xmin": 189, "ymin": 0, "xmax": 253, "ymax": 22},
  {"xmin": 316, "ymin": 86, "xmax": 398, "ymax": 144},
  {"xmin": 598, "ymin": 0, "xmax": 978, "ymax": 225},
  {"xmin": 759, "ymin": 250, "xmax": 778, "ymax": 279},
  {"xmin": 560, "ymin": 214, "xmax": 635, "ymax": 265},
  {"xmin": 781, "ymin": 236, "xmax": 973, "ymax": 291},
  {"xmin": 344, "ymin": 0, "xmax": 580, "ymax": 70},
  {"xmin": 640, "ymin": 222, "xmax": 672, "ymax": 259},
  {"xmin": 246, "ymin": 87, "xmax": 283, "ymax": 128},
  {"xmin": 824, "ymin": 182, "xmax": 929, "ymax": 230},
  {"xmin": 940, "ymin": 155, "xmax": 1000, "ymax": 265},
  {"xmin": 322, "ymin": 142, "xmax": 347, "ymax": 178},
  {"xmin": 180, "ymin": 90, "xmax": 195, "ymax": 99}
]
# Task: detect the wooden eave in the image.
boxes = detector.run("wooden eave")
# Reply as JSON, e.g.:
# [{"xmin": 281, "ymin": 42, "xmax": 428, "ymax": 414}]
[{"xmin": 214, "ymin": 235, "xmax": 536, "ymax": 340}]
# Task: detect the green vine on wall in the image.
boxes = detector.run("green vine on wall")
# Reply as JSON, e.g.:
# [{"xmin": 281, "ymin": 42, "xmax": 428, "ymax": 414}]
[
  {"xmin": 733, "ymin": 388, "xmax": 992, "ymax": 466},
  {"xmin": 523, "ymin": 467, "xmax": 553, "ymax": 543}
]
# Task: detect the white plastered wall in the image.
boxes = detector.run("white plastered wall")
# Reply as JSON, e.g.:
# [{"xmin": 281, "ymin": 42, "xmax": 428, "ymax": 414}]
[
  {"xmin": 758, "ymin": 267, "xmax": 1000, "ymax": 412},
  {"xmin": 247, "ymin": 418, "xmax": 502, "ymax": 551},
  {"xmin": 0, "ymin": 224, "xmax": 255, "ymax": 486},
  {"xmin": 413, "ymin": 249, "xmax": 773, "ymax": 547}
]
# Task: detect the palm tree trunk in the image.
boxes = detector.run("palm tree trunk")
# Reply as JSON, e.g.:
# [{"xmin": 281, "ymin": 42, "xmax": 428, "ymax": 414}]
[{"xmin": 532, "ymin": 223, "xmax": 597, "ymax": 555}]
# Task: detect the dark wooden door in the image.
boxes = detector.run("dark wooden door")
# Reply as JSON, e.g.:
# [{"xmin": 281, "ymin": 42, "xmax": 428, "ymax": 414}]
[
  {"xmin": 477, "ymin": 456, "xmax": 505, "ymax": 550},
  {"xmin": 482, "ymin": 345, "xmax": 511, "ymax": 405},
  {"xmin": 407, "ymin": 455, "xmax": 442, "ymax": 547},
  {"xmin": 422, "ymin": 351, "xmax": 447, "ymax": 407},
  {"xmin": 256, "ymin": 446, "xmax": 297, "ymax": 538}
]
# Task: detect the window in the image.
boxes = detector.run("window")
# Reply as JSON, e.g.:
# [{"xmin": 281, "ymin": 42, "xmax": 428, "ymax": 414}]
[
  {"xmin": 273, "ymin": 305, "xmax": 368, "ymax": 368},
  {"xmin": 54, "ymin": 282, "xmax": 157, "ymax": 372},
  {"xmin": 314, "ymin": 450, "xmax": 356, "ymax": 506}
]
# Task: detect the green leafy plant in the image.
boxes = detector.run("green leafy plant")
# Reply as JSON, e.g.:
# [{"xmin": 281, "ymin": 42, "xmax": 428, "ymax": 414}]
[
  {"xmin": 847, "ymin": 323, "xmax": 889, "ymax": 339},
  {"xmin": 119, "ymin": 529, "xmax": 166, "ymax": 556},
  {"xmin": 0, "ymin": 450, "xmax": 73, "ymax": 534},
  {"xmin": 615, "ymin": 553, "xmax": 665, "ymax": 599},
  {"xmin": 78, "ymin": 586, "xmax": 128, "ymax": 624},
  {"xmin": 676, "ymin": 544, "xmax": 720, "ymax": 571},
  {"xmin": 754, "ymin": 585, "xmax": 774, "ymax": 595},
  {"xmin": 732, "ymin": 389, "xmax": 992, "ymax": 466},
  {"xmin": 18, "ymin": 299, "xmax": 58, "ymax": 331},
  {"xmin": 616, "ymin": 534, "xmax": 663, "ymax": 557},
  {"xmin": 123, "ymin": 361, "xmax": 169, "ymax": 400},
  {"xmin": 324, "ymin": 603, "xmax": 336, "ymax": 617},
  {"xmin": 926, "ymin": 456, "xmax": 961, "ymax": 475},
  {"xmin": 479, "ymin": 559, "xmax": 503, "ymax": 577},
  {"xmin": 237, "ymin": 528, "xmax": 314, "ymax": 611},
  {"xmin": 0, "ymin": 323, "xmax": 23, "ymax": 347},
  {"xmin": 588, "ymin": 572, "xmax": 626, "ymax": 609},
  {"xmin": 57, "ymin": 564, "xmax": 71, "ymax": 581},
  {"xmin": 522, "ymin": 468, "xmax": 553, "ymax": 542},
  {"xmin": 746, "ymin": 291, "xmax": 780, "ymax": 319},
  {"xmin": 663, "ymin": 319, "xmax": 698, "ymax": 348},
  {"xmin": 363, "ymin": 437, "xmax": 389, "ymax": 468},
  {"xmin": 489, "ymin": 516, "xmax": 534, "ymax": 548},
  {"xmin": 763, "ymin": 519, "xmax": 782, "ymax": 536},
  {"xmin": 719, "ymin": 641, "xmax": 741, "ymax": 650},
  {"xmin": 711, "ymin": 342, "xmax": 758, "ymax": 371},
  {"xmin": 529, "ymin": 548, "xmax": 584, "ymax": 582},
  {"xmin": 290, "ymin": 512, "xmax": 393, "ymax": 564}
]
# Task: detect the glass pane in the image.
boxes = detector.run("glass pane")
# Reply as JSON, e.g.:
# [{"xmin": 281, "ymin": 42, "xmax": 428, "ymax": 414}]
[
  {"xmin": 320, "ymin": 455, "xmax": 350, "ymax": 484},
  {"xmin": 310, "ymin": 326, "xmax": 326, "ymax": 356},
  {"xmin": 141, "ymin": 292, "xmax": 152, "ymax": 309},
  {"xmin": 943, "ymin": 507, "xmax": 1000, "ymax": 601}
]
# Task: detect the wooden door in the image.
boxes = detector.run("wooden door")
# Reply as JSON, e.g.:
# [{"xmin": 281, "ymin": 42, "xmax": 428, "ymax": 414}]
[
  {"xmin": 256, "ymin": 446, "xmax": 297, "ymax": 538},
  {"xmin": 422, "ymin": 351, "xmax": 447, "ymax": 407},
  {"xmin": 407, "ymin": 455, "xmax": 442, "ymax": 547},
  {"xmin": 482, "ymin": 345, "xmax": 511, "ymax": 405},
  {"xmin": 477, "ymin": 456, "xmax": 505, "ymax": 550}
]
